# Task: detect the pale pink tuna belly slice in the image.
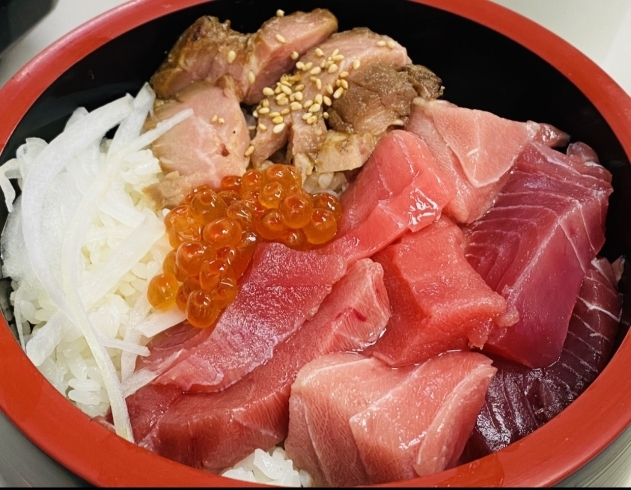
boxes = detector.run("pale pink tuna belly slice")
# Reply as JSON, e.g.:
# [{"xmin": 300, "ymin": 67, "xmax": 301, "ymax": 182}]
[
  {"xmin": 285, "ymin": 351, "xmax": 496, "ymax": 486},
  {"xmin": 321, "ymin": 130, "xmax": 454, "ymax": 264},
  {"xmin": 366, "ymin": 216, "xmax": 511, "ymax": 368},
  {"xmin": 135, "ymin": 242, "xmax": 345, "ymax": 392},
  {"xmin": 134, "ymin": 258, "xmax": 389, "ymax": 472},
  {"xmin": 464, "ymin": 142, "xmax": 613, "ymax": 368},
  {"xmin": 285, "ymin": 353, "xmax": 409, "ymax": 487}
]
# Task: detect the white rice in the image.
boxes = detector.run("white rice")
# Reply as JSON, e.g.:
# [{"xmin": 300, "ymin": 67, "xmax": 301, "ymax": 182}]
[{"xmin": 222, "ymin": 447, "xmax": 313, "ymax": 487}]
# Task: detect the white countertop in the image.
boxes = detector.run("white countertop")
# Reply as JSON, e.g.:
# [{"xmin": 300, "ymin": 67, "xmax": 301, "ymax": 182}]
[{"xmin": 1, "ymin": 0, "xmax": 630, "ymax": 487}]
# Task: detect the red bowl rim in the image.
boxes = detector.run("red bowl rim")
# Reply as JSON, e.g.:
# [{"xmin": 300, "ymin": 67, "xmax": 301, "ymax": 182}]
[{"xmin": 1, "ymin": 0, "xmax": 631, "ymax": 486}]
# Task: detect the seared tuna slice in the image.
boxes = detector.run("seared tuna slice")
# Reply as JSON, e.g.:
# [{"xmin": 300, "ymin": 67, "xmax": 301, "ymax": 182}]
[
  {"xmin": 461, "ymin": 257, "xmax": 621, "ymax": 462},
  {"xmin": 129, "ymin": 259, "xmax": 389, "ymax": 472},
  {"xmin": 151, "ymin": 9, "xmax": 338, "ymax": 104}
]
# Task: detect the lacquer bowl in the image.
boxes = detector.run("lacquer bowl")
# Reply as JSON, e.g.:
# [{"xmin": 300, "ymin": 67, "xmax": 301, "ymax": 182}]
[{"xmin": 1, "ymin": 0, "xmax": 630, "ymax": 486}]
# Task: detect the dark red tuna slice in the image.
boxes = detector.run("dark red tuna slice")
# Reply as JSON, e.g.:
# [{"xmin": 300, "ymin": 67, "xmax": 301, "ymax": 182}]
[
  {"xmin": 366, "ymin": 216, "xmax": 512, "ymax": 367},
  {"xmin": 461, "ymin": 258, "xmax": 621, "ymax": 461},
  {"xmin": 464, "ymin": 142, "xmax": 613, "ymax": 367},
  {"xmin": 133, "ymin": 258, "xmax": 389, "ymax": 472}
]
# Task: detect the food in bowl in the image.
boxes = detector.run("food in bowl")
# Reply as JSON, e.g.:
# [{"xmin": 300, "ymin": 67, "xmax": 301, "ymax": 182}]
[{"xmin": 0, "ymin": 0, "xmax": 628, "ymax": 486}]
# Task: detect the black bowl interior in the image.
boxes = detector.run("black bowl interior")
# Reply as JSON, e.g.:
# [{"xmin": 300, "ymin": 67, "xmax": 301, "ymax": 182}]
[{"xmin": 0, "ymin": 0, "xmax": 630, "ymax": 482}]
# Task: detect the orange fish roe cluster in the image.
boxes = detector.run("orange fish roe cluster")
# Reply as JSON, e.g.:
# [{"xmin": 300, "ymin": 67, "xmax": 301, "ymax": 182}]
[{"xmin": 147, "ymin": 164, "xmax": 342, "ymax": 329}]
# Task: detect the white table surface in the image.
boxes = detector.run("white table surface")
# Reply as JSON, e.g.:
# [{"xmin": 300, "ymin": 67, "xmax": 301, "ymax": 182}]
[{"xmin": 1, "ymin": 0, "xmax": 631, "ymax": 487}]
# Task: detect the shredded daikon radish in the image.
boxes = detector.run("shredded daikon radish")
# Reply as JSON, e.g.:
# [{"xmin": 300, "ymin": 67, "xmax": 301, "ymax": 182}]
[{"xmin": 1, "ymin": 83, "xmax": 193, "ymax": 438}]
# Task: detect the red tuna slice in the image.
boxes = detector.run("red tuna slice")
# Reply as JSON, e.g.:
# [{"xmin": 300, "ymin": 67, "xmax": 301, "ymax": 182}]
[
  {"xmin": 285, "ymin": 351, "xmax": 496, "ymax": 486},
  {"xmin": 426, "ymin": 99, "xmax": 538, "ymax": 187},
  {"xmin": 285, "ymin": 353, "xmax": 409, "ymax": 487},
  {"xmin": 462, "ymin": 258, "xmax": 621, "ymax": 462},
  {"xmin": 137, "ymin": 258, "xmax": 389, "ymax": 472},
  {"xmin": 135, "ymin": 242, "xmax": 345, "ymax": 392},
  {"xmin": 464, "ymin": 143, "xmax": 613, "ymax": 368},
  {"xmin": 321, "ymin": 130, "xmax": 454, "ymax": 264},
  {"xmin": 406, "ymin": 99, "xmax": 511, "ymax": 223},
  {"xmin": 365, "ymin": 216, "xmax": 511, "ymax": 368}
]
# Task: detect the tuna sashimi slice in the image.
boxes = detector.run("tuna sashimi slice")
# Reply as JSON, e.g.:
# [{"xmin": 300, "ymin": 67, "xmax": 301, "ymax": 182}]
[
  {"xmin": 133, "ymin": 258, "xmax": 389, "ymax": 472},
  {"xmin": 366, "ymin": 216, "xmax": 512, "ymax": 367},
  {"xmin": 285, "ymin": 351, "xmax": 496, "ymax": 486},
  {"xmin": 464, "ymin": 142, "xmax": 613, "ymax": 367},
  {"xmin": 461, "ymin": 257, "xmax": 621, "ymax": 462},
  {"xmin": 322, "ymin": 130, "xmax": 454, "ymax": 264},
  {"xmin": 134, "ymin": 242, "xmax": 345, "ymax": 392}
]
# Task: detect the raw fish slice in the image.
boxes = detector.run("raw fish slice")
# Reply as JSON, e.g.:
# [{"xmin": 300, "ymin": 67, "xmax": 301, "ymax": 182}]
[
  {"xmin": 464, "ymin": 143, "xmax": 613, "ymax": 367},
  {"xmin": 351, "ymin": 351, "xmax": 496, "ymax": 481},
  {"xmin": 322, "ymin": 130, "xmax": 454, "ymax": 264},
  {"xmin": 462, "ymin": 258, "xmax": 621, "ymax": 461},
  {"xmin": 426, "ymin": 99, "xmax": 537, "ymax": 187},
  {"xmin": 135, "ymin": 243, "xmax": 345, "ymax": 392},
  {"xmin": 366, "ymin": 217, "xmax": 511, "ymax": 368},
  {"xmin": 532, "ymin": 122, "xmax": 570, "ymax": 148},
  {"xmin": 286, "ymin": 353, "xmax": 407, "ymax": 487},
  {"xmin": 136, "ymin": 259, "xmax": 389, "ymax": 472}
]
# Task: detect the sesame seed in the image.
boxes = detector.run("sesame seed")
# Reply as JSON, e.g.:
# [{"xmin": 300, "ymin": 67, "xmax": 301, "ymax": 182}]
[
  {"xmin": 248, "ymin": 125, "xmax": 256, "ymax": 131},
  {"xmin": 290, "ymin": 74, "xmax": 302, "ymax": 83},
  {"xmin": 295, "ymin": 84, "xmax": 305, "ymax": 92},
  {"xmin": 262, "ymin": 87, "xmax": 275, "ymax": 96},
  {"xmin": 211, "ymin": 114, "xmax": 218, "ymax": 122},
  {"xmin": 258, "ymin": 123, "xmax": 268, "ymax": 131},
  {"xmin": 281, "ymin": 79, "xmax": 293, "ymax": 87},
  {"xmin": 323, "ymin": 111, "xmax": 329, "ymax": 119},
  {"xmin": 277, "ymin": 98, "xmax": 289, "ymax": 106},
  {"xmin": 227, "ymin": 50, "xmax": 236, "ymax": 64},
  {"xmin": 377, "ymin": 40, "xmax": 387, "ymax": 47},
  {"xmin": 315, "ymin": 48, "xmax": 324, "ymax": 57},
  {"xmin": 310, "ymin": 66, "xmax": 322, "ymax": 75},
  {"xmin": 258, "ymin": 107, "xmax": 270, "ymax": 115},
  {"xmin": 248, "ymin": 71, "xmax": 256, "ymax": 84},
  {"xmin": 302, "ymin": 112, "xmax": 312, "ymax": 121},
  {"xmin": 281, "ymin": 108, "xmax": 291, "ymax": 115},
  {"xmin": 332, "ymin": 54, "xmax": 345, "ymax": 61},
  {"xmin": 253, "ymin": 110, "xmax": 259, "ymax": 118},
  {"xmin": 296, "ymin": 61, "xmax": 305, "ymax": 70},
  {"xmin": 328, "ymin": 63, "xmax": 339, "ymax": 73},
  {"xmin": 276, "ymin": 34, "xmax": 286, "ymax": 44},
  {"xmin": 280, "ymin": 85, "xmax": 292, "ymax": 95},
  {"xmin": 352, "ymin": 59, "xmax": 361, "ymax": 70},
  {"xmin": 332, "ymin": 48, "xmax": 340, "ymax": 57},
  {"xmin": 294, "ymin": 91, "xmax": 304, "ymax": 101},
  {"xmin": 333, "ymin": 87, "xmax": 344, "ymax": 99},
  {"xmin": 341, "ymin": 79, "xmax": 349, "ymax": 89},
  {"xmin": 315, "ymin": 79, "xmax": 322, "ymax": 90},
  {"xmin": 323, "ymin": 95, "xmax": 332, "ymax": 106},
  {"xmin": 218, "ymin": 117, "xmax": 225, "ymax": 124},
  {"xmin": 303, "ymin": 62, "xmax": 313, "ymax": 71},
  {"xmin": 276, "ymin": 9, "xmax": 285, "ymax": 17},
  {"xmin": 245, "ymin": 145, "xmax": 255, "ymax": 157},
  {"xmin": 326, "ymin": 84, "xmax": 334, "ymax": 94},
  {"xmin": 314, "ymin": 94, "xmax": 323, "ymax": 104},
  {"xmin": 262, "ymin": 99, "xmax": 270, "ymax": 108},
  {"xmin": 309, "ymin": 103, "xmax": 321, "ymax": 113},
  {"xmin": 291, "ymin": 51, "xmax": 299, "ymax": 60},
  {"xmin": 307, "ymin": 115, "xmax": 317, "ymax": 125},
  {"xmin": 275, "ymin": 93, "xmax": 287, "ymax": 101},
  {"xmin": 272, "ymin": 115, "xmax": 284, "ymax": 124},
  {"xmin": 303, "ymin": 99, "xmax": 313, "ymax": 108},
  {"xmin": 274, "ymin": 86, "xmax": 282, "ymax": 94},
  {"xmin": 392, "ymin": 119, "xmax": 405, "ymax": 126},
  {"xmin": 289, "ymin": 93, "xmax": 296, "ymax": 101},
  {"xmin": 320, "ymin": 59, "xmax": 327, "ymax": 69},
  {"xmin": 336, "ymin": 79, "xmax": 342, "ymax": 87},
  {"xmin": 386, "ymin": 40, "xmax": 396, "ymax": 49},
  {"xmin": 339, "ymin": 71, "xmax": 349, "ymax": 78},
  {"xmin": 273, "ymin": 122, "xmax": 286, "ymax": 133},
  {"xmin": 290, "ymin": 102, "xmax": 302, "ymax": 111},
  {"xmin": 269, "ymin": 111, "xmax": 281, "ymax": 118}
]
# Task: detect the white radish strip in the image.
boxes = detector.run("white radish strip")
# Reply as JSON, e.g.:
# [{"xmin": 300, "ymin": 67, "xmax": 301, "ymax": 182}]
[
  {"xmin": 122, "ymin": 367, "xmax": 160, "ymax": 398},
  {"xmin": 83, "ymin": 226, "xmax": 133, "ymax": 247},
  {"xmin": 80, "ymin": 213, "xmax": 164, "ymax": 309},
  {"xmin": 135, "ymin": 308, "xmax": 187, "ymax": 338},
  {"xmin": 97, "ymin": 332, "xmax": 150, "ymax": 356},
  {"xmin": 108, "ymin": 83, "xmax": 155, "ymax": 155},
  {"xmin": 99, "ymin": 185, "xmax": 146, "ymax": 228},
  {"xmin": 25, "ymin": 311, "xmax": 64, "ymax": 366},
  {"xmin": 120, "ymin": 293, "xmax": 152, "ymax": 381},
  {"xmin": 0, "ymin": 159, "xmax": 19, "ymax": 212},
  {"xmin": 60, "ymin": 107, "xmax": 192, "ymax": 441}
]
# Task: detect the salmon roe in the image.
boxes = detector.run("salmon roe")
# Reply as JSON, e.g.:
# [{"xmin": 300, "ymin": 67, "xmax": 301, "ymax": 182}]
[{"xmin": 147, "ymin": 164, "xmax": 342, "ymax": 329}]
